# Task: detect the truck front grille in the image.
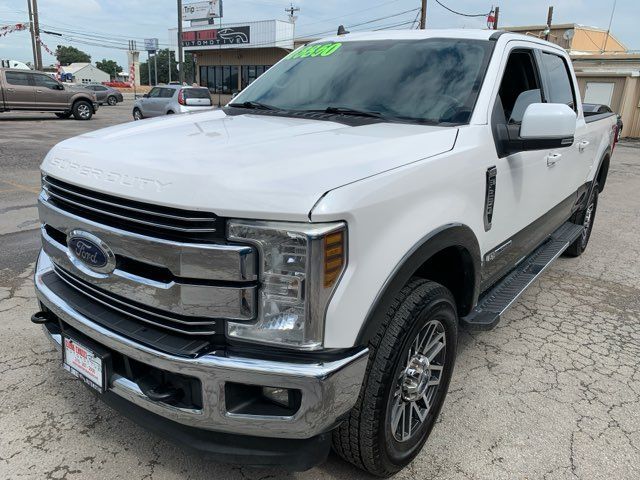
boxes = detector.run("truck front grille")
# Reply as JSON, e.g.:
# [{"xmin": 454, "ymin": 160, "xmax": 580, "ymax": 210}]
[
  {"xmin": 38, "ymin": 177, "xmax": 259, "ymax": 352},
  {"xmin": 42, "ymin": 175, "xmax": 223, "ymax": 242}
]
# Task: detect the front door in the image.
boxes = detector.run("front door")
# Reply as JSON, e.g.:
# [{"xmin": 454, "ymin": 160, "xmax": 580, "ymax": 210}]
[
  {"xmin": 2, "ymin": 71, "xmax": 36, "ymax": 108},
  {"xmin": 482, "ymin": 44, "xmax": 573, "ymax": 289},
  {"xmin": 33, "ymin": 73, "xmax": 70, "ymax": 109}
]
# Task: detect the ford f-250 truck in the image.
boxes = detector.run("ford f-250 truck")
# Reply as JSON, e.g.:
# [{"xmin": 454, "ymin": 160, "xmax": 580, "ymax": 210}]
[
  {"xmin": 0, "ymin": 68, "xmax": 98, "ymax": 120},
  {"xmin": 32, "ymin": 30, "xmax": 618, "ymax": 477}
]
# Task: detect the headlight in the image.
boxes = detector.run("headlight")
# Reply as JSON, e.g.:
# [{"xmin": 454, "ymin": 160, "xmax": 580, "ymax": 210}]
[{"xmin": 227, "ymin": 220, "xmax": 347, "ymax": 350}]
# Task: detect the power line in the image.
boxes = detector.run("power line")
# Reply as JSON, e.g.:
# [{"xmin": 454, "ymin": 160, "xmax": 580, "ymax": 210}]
[{"xmin": 433, "ymin": 0, "xmax": 492, "ymax": 18}]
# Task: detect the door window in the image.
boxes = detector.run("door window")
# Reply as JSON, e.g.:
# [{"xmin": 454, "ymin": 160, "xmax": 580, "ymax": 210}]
[
  {"xmin": 540, "ymin": 52, "xmax": 575, "ymax": 110},
  {"xmin": 34, "ymin": 74, "xmax": 61, "ymax": 89},
  {"xmin": 495, "ymin": 50, "xmax": 542, "ymax": 124},
  {"xmin": 148, "ymin": 88, "xmax": 161, "ymax": 98},
  {"xmin": 5, "ymin": 72, "xmax": 31, "ymax": 86},
  {"xmin": 160, "ymin": 88, "xmax": 175, "ymax": 98}
]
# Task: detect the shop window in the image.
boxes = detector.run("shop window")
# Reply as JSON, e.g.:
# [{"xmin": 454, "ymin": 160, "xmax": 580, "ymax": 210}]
[{"xmin": 201, "ymin": 65, "xmax": 269, "ymax": 93}]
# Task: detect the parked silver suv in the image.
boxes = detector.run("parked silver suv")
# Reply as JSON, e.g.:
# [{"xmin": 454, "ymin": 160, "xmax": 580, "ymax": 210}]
[{"xmin": 132, "ymin": 85, "xmax": 213, "ymax": 120}]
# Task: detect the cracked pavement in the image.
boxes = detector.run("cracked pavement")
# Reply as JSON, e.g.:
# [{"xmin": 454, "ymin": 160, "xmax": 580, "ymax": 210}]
[{"xmin": 0, "ymin": 107, "xmax": 639, "ymax": 479}]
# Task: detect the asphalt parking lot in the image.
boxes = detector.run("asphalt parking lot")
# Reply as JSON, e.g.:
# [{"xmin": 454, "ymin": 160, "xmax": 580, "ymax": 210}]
[{"xmin": 0, "ymin": 102, "xmax": 639, "ymax": 479}]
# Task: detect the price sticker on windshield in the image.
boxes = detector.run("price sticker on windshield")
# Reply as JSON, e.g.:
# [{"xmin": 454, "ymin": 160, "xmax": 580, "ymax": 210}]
[{"xmin": 285, "ymin": 42, "xmax": 343, "ymax": 60}]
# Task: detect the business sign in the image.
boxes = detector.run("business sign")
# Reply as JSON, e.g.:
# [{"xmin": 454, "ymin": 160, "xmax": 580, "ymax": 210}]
[
  {"xmin": 182, "ymin": 26, "xmax": 250, "ymax": 47},
  {"xmin": 183, "ymin": 1, "xmax": 221, "ymax": 21},
  {"xmin": 144, "ymin": 38, "xmax": 159, "ymax": 52}
]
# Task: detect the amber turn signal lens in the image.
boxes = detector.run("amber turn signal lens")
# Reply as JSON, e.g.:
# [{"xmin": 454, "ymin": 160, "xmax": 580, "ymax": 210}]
[{"xmin": 324, "ymin": 230, "xmax": 345, "ymax": 288}]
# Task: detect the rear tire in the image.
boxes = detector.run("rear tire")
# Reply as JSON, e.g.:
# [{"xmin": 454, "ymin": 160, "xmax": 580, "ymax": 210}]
[
  {"xmin": 564, "ymin": 182, "xmax": 599, "ymax": 257},
  {"xmin": 332, "ymin": 279, "xmax": 458, "ymax": 477},
  {"xmin": 55, "ymin": 112, "xmax": 72, "ymax": 119},
  {"xmin": 72, "ymin": 100, "xmax": 93, "ymax": 120},
  {"xmin": 107, "ymin": 95, "xmax": 117, "ymax": 106}
]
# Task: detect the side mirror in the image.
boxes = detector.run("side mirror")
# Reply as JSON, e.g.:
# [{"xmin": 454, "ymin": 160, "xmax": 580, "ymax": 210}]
[
  {"xmin": 55, "ymin": 84, "xmax": 65, "ymax": 90},
  {"xmin": 498, "ymin": 103, "xmax": 576, "ymax": 155},
  {"xmin": 520, "ymin": 103, "xmax": 577, "ymax": 140},
  {"xmin": 142, "ymin": 93, "xmax": 149, "ymax": 98}
]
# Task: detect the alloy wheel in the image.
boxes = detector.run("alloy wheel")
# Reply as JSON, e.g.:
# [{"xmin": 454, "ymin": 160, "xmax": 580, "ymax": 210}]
[{"xmin": 390, "ymin": 319, "xmax": 447, "ymax": 443}]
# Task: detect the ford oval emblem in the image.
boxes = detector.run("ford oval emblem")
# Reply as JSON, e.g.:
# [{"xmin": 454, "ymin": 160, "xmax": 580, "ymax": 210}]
[{"xmin": 66, "ymin": 230, "xmax": 116, "ymax": 274}]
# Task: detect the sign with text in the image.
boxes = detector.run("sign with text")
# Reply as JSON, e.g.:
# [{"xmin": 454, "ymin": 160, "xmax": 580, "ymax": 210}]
[
  {"xmin": 183, "ymin": 1, "xmax": 221, "ymax": 21},
  {"xmin": 182, "ymin": 26, "xmax": 250, "ymax": 47},
  {"xmin": 144, "ymin": 38, "xmax": 159, "ymax": 52}
]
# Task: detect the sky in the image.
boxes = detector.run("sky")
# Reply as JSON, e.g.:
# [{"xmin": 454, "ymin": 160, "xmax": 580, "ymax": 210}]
[{"xmin": 0, "ymin": 0, "xmax": 637, "ymax": 67}]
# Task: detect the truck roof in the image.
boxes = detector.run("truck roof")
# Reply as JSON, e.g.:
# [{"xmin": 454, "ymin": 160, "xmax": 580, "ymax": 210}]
[{"xmin": 314, "ymin": 28, "xmax": 561, "ymax": 49}]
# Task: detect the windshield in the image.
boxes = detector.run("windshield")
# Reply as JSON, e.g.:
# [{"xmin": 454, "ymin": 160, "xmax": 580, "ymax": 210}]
[{"xmin": 233, "ymin": 38, "xmax": 493, "ymax": 125}]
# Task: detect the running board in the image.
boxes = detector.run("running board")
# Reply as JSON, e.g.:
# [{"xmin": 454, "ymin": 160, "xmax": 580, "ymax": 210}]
[{"xmin": 461, "ymin": 222, "xmax": 584, "ymax": 330}]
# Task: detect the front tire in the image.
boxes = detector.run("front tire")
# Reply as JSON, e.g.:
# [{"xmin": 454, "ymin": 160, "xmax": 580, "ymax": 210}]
[
  {"xmin": 107, "ymin": 95, "xmax": 117, "ymax": 106},
  {"xmin": 564, "ymin": 182, "xmax": 599, "ymax": 257},
  {"xmin": 332, "ymin": 279, "xmax": 458, "ymax": 477},
  {"xmin": 72, "ymin": 100, "xmax": 93, "ymax": 120},
  {"xmin": 133, "ymin": 108, "xmax": 143, "ymax": 121}
]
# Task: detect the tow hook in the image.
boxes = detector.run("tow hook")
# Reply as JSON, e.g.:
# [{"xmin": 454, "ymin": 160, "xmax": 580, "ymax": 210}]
[{"xmin": 31, "ymin": 311, "xmax": 56, "ymax": 325}]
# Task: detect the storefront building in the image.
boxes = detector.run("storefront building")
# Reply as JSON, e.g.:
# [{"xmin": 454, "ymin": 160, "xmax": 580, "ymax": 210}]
[{"xmin": 169, "ymin": 20, "xmax": 303, "ymax": 102}]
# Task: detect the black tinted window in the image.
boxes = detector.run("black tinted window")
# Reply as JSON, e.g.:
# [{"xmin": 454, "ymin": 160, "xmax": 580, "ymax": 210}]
[
  {"xmin": 236, "ymin": 39, "xmax": 492, "ymax": 124},
  {"xmin": 496, "ymin": 50, "xmax": 541, "ymax": 124},
  {"xmin": 34, "ymin": 74, "xmax": 61, "ymax": 89},
  {"xmin": 541, "ymin": 53, "xmax": 575, "ymax": 110},
  {"xmin": 95, "ymin": 86, "xmax": 108, "ymax": 91},
  {"xmin": 5, "ymin": 72, "xmax": 31, "ymax": 86},
  {"xmin": 184, "ymin": 88, "xmax": 210, "ymax": 99}
]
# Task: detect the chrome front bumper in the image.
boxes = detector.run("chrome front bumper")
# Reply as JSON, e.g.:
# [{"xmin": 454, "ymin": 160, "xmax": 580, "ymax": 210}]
[{"xmin": 35, "ymin": 250, "xmax": 368, "ymax": 439}]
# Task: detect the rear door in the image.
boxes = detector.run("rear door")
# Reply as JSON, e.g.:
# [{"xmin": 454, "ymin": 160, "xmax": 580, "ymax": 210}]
[
  {"xmin": 91, "ymin": 85, "xmax": 109, "ymax": 103},
  {"xmin": 2, "ymin": 71, "xmax": 36, "ymax": 108},
  {"xmin": 537, "ymin": 50, "xmax": 590, "ymax": 196},
  {"xmin": 139, "ymin": 87, "xmax": 162, "ymax": 117},
  {"xmin": 33, "ymin": 73, "xmax": 69, "ymax": 109}
]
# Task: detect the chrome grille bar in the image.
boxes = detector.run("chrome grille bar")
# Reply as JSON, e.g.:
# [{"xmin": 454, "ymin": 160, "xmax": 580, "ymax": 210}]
[
  {"xmin": 53, "ymin": 266, "xmax": 218, "ymax": 335},
  {"xmin": 42, "ymin": 175, "xmax": 219, "ymax": 236}
]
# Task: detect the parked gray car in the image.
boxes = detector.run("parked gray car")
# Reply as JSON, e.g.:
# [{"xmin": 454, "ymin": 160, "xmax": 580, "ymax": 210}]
[
  {"xmin": 132, "ymin": 85, "xmax": 213, "ymax": 120},
  {"xmin": 85, "ymin": 84, "xmax": 124, "ymax": 106}
]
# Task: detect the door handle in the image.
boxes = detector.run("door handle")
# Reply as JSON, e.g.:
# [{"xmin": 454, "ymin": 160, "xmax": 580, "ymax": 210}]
[
  {"xmin": 578, "ymin": 140, "xmax": 590, "ymax": 152},
  {"xmin": 36, "ymin": 89, "xmax": 43, "ymax": 93},
  {"xmin": 6, "ymin": 88, "xmax": 15, "ymax": 92},
  {"xmin": 546, "ymin": 153, "xmax": 562, "ymax": 167}
]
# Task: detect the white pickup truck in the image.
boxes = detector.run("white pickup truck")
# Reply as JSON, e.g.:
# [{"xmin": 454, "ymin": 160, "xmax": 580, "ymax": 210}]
[{"xmin": 33, "ymin": 30, "xmax": 618, "ymax": 476}]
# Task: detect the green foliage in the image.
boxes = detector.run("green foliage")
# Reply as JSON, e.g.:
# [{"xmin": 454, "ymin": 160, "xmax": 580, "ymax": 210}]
[
  {"xmin": 55, "ymin": 45, "xmax": 91, "ymax": 65},
  {"xmin": 96, "ymin": 59, "xmax": 123, "ymax": 79},
  {"xmin": 139, "ymin": 49, "xmax": 195, "ymax": 85}
]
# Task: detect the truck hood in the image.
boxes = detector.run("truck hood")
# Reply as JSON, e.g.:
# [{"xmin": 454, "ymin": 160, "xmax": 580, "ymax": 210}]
[{"xmin": 41, "ymin": 110, "xmax": 458, "ymax": 220}]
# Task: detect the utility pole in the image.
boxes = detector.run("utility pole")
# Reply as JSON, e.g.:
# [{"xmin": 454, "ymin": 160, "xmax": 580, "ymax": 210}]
[
  {"xmin": 32, "ymin": 0, "xmax": 43, "ymax": 69},
  {"xmin": 26, "ymin": 0, "xmax": 38, "ymax": 69},
  {"xmin": 493, "ymin": 6, "xmax": 500, "ymax": 30},
  {"xmin": 545, "ymin": 6, "xmax": 554, "ymax": 41},
  {"xmin": 177, "ymin": 0, "xmax": 184, "ymax": 84},
  {"xmin": 420, "ymin": 0, "xmax": 427, "ymax": 29},
  {"xmin": 154, "ymin": 53, "xmax": 158, "ymax": 86},
  {"xmin": 285, "ymin": 3, "xmax": 300, "ymax": 44}
]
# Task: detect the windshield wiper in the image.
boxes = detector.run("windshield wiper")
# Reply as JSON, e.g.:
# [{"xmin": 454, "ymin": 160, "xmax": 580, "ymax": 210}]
[
  {"xmin": 228, "ymin": 101, "xmax": 279, "ymax": 111},
  {"xmin": 297, "ymin": 107, "xmax": 384, "ymax": 119},
  {"xmin": 322, "ymin": 107, "xmax": 384, "ymax": 119}
]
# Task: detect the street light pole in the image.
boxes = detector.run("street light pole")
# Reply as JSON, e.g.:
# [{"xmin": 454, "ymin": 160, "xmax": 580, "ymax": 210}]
[
  {"xmin": 26, "ymin": 0, "xmax": 38, "ymax": 68},
  {"xmin": 177, "ymin": 0, "xmax": 184, "ymax": 84}
]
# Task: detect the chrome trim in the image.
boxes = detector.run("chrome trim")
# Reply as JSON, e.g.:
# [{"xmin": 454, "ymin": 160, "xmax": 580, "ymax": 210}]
[
  {"xmin": 44, "ymin": 184, "xmax": 216, "ymax": 233},
  {"xmin": 43, "ymin": 177, "xmax": 214, "ymax": 223},
  {"xmin": 42, "ymin": 230, "xmax": 256, "ymax": 321},
  {"xmin": 39, "ymin": 194, "xmax": 257, "ymax": 282},
  {"xmin": 36, "ymin": 250, "xmax": 369, "ymax": 439}
]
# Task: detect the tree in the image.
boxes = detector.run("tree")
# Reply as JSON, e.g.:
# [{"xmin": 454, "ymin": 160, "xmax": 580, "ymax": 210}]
[
  {"xmin": 96, "ymin": 59, "xmax": 123, "ymax": 80},
  {"xmin": 139, "ymin": 49, "xmax": 195, "ymax": 86},
  {"xmin": 56, "ymin": 45, "xmax": 91, "ymax": 65}
]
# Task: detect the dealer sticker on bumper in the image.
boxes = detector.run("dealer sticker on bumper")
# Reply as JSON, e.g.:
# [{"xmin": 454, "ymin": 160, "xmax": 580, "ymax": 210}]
[{"xmin": 63, "ymin": 337, "xmax": 104, "ymax": 392}]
